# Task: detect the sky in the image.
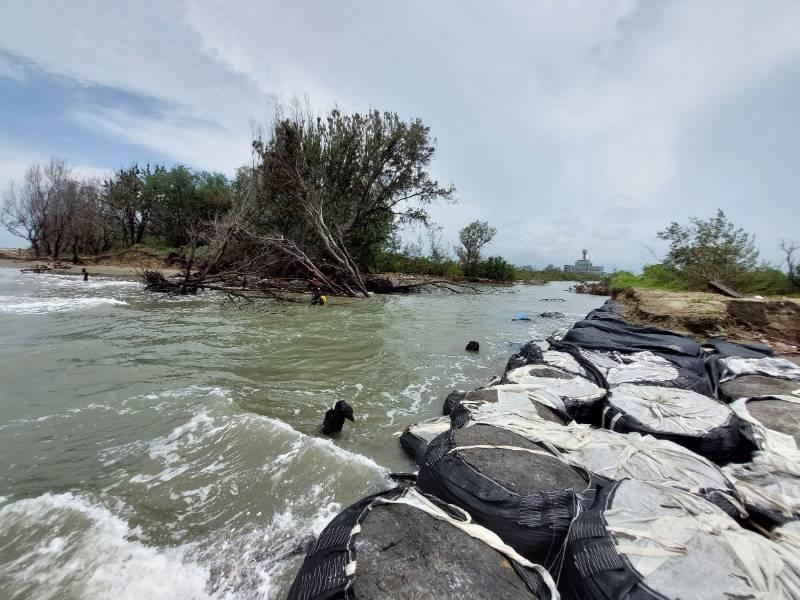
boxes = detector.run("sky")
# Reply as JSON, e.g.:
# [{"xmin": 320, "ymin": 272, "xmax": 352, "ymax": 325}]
[{"xmin": 1, "ymin": 1, "xmax": 799, "ymax": 271}]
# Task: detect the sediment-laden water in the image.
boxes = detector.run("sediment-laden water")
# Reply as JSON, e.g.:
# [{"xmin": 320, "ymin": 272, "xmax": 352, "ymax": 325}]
[{"xmin": 0, "ymin": 267, "xmax": 605, "ymax": 599}]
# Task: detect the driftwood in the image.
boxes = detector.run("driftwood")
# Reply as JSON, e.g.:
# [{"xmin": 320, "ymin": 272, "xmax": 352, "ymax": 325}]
[
  {"xmin": 569, "ymin": 281, "xmax": 610, "ymax": 295},
  {"xmin": 708, "ymin": 280, "xmax": 743, "ymax": 298}
]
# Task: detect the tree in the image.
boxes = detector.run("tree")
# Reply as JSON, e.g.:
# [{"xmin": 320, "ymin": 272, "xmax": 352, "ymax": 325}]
[
  {"xmin": 1, "ymin": 160, "xmax": 72, "ymax": 257},
  {"xmin": 780, "ymin": 240, "xmax": 799, "ymax": 288},
  {"xmin": 657, "ymin": 209, "xmax": 759, "ymax": 288},
  {"xmin": 245, "ymin": 101, "xmax": 455, "ymax": 295},
  {"xmin": 457, "ymin": 220, "xmax": 497, "ymax": 276},
  {"xmin": 102, "ymin": 165, "xmax": 148, "ymax": 247},
  {"xmin": 478, "ymin": 255, "xmax": 514, "ymax": 281}
]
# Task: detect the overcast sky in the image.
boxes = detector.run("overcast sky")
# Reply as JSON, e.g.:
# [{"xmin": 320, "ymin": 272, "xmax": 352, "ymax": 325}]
[{"xmin": 1, "ymin": 1, "xmax": 799, "ymax": 270}]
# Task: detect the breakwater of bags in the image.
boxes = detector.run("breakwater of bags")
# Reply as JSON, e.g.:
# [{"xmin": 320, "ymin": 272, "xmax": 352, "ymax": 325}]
[{"xmin": 288, "ymin": 300, "xmax": 800, "ymax": 599}]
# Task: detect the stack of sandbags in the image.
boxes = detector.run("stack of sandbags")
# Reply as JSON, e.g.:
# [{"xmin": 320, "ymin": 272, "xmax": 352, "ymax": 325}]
[
  {"xmin": 561, "ymin": 479, "xmax": 800, "ymax": 599},
  {"xmin": 456, "ymin": 411, "xmax": 743, "ymax": 516},
  {"xmin": 286, "ymin": 486, "xmax": 558, "ymax": 600}
]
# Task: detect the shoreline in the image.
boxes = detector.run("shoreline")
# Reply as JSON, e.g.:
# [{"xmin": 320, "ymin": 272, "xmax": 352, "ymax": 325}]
[
  {"xmin": 613, "ymin": 286, "xmax": 800, "ymax": 356},
  {"xmin": 0, "ymin": 257, "xmax": 181, "ymax": 280}
]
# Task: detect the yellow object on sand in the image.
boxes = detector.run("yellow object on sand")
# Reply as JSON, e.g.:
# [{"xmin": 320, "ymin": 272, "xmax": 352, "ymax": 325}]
[{"xmin": 320, "ymin": 295, "xmax": 328, "ymax": 305}]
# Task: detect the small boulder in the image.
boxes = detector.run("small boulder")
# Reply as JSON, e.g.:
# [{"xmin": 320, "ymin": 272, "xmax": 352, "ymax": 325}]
[{"xmin": 465, "ymin": 341, "xmax": 480, "ymax": 352}]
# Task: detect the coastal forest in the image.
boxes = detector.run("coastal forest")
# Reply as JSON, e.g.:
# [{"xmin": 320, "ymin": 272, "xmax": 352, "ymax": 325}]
[{"xmin": 2, "ymin": 102, "xmax": 798, "ymax": 297}]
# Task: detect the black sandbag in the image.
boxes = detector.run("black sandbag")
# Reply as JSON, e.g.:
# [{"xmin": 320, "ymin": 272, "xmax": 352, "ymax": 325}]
[
  {"xmin": 504, "ymin": 341, "xmax": 545, "ymax": 374},
  {"xmin": 600, "ymin": 384, "xmax": 743, "ymax": 464},
  {"xmin": 418, "ymin": 423, "xmax": 594, "ymax": 568},
  {"xmin": 442, "ymin": 390, "xmax": 467, "ymax": 415},
  {"xmin": 702, "ymin": 339, "xmax": 773, "ymax": 359},
  {"xmin": 560, "ymin": 479, "xmax": 794, "ymax": 600},
  {"xmin": 448, "ymin": 386, "xmax": 569, "ymax": 430},
  {"xmin": 287, "ymin": 486, "xmax": 557, "ymax": 600},
  {"xmin": 560, "ymin": 309, "xmax": 711, "ymax": 391},
  {"xmin": 707, "ymin": 354, "xmax": 800, "ymax": 401},
  {"xmin": 398, "ymin": 416, "xmax": 452, "ymax": 465},
  {"xmin": 720, "ymin": 375, "xmax": 800, "ymax": 402}
]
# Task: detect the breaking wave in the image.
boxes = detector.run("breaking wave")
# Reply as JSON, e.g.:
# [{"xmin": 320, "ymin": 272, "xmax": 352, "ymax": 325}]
[{"xmin": 0, "ymin": 295, "xmax": 128, "ymax": 314}]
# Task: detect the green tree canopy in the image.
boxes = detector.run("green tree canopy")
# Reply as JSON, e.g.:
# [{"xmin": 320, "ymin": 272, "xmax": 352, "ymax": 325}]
[
  {"xmin": 657, "ymin": 209, "xmax": 759, "ymax": 288},
  {"xmin": 457, "ymin": 220, "xmax": 497, "ymax": 276}
]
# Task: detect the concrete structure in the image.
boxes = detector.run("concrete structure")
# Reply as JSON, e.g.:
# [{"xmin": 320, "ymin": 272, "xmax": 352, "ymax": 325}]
[{"xmin": 564, "ymin": 250, "xmax": 605, "ymax": 275}]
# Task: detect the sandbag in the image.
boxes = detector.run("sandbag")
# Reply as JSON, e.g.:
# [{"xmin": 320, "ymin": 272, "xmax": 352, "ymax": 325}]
[
  {"xmin": 720, "ymin": 375, "xmax": 800, "ymax": 402},
  {"xmin": 723, "ymin": 451, "xmax": 800, "ymax": 525},
  {"xmin": 398, "ymin": 416, "xmax": 452, "ymax": 465},
  {"xmin": 418, "ymin": 424, "xmax": 594, "ymax": 568},
  {"xmin": 449, "ymin": 386, "xmax": 568, "ymax": 429},
  {"xmin": 601, "ymin": 384, "xmax": 742, "ymax": 463},
  {"xmin": 710, "ymin": 355, "xmax": 800, "ymax": 401},
  {"xmin": 717, "ymin": 356, "xmax": 800, "ymax": 381},
  {"xmin": 580, "ymin": 349, "xmax": 679, "ymax": 385},
  {"xmin": 560, "ymin": 479, "xmax": 800, "ymax": 600},
  {"xmin": 502, "ymin": 365, "xmax": 606, "ymax": 422},
  {"xmin": 456, "ymin": 410, "xmax": 742, "ymax": 516},
  {"xmin": 730, "ymin": 396, "xmax": 800, "ymax": 451},
  {"xmin": 287, "ymin": 486, "xmax": 558, "ymax": 600}
]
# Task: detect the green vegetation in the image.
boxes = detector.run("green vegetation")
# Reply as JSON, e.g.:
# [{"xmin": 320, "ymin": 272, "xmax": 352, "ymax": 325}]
[{"xmin": 610, "ymin": 211, "xmax": 799, "ymax": 296}]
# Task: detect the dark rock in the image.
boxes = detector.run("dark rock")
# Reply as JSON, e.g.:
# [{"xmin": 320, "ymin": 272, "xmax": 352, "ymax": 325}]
[
  {"xmin": 465, "ymin": 341, "xmax": 480, "ymax": 352},
  {"xmin": 364, "ymin": 275, "xmax": 400, "ymax": 293},
  {"xmin": 321, "ymin": 400, "xmax": 354, "ymax": 434},
  {"xmin": 539, "ymin": 311, "xmax": 565, "ymax": 318},
  {"xmin": 443, "ymin": 390, "xmax": 467, "ymax": 415}
]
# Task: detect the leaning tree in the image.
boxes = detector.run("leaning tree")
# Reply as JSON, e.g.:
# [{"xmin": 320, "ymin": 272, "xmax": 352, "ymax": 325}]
[{"xmin": 244, "ymin": 102, "xmax": 456, "ymax": 296}]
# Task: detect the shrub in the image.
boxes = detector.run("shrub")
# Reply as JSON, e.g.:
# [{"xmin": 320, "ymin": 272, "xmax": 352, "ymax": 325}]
[{"xmin": 477, "ymin": 256, "xmax": 515, "ymax": 281}]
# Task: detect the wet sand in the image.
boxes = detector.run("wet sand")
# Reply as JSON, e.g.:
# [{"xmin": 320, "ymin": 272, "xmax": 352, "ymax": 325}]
[{"xmin": 0, "ymin": 258, "xmax": 182, "ymax": 280}]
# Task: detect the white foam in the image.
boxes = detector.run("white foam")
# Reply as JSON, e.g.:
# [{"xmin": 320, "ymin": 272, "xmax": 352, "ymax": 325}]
[
  {"xmin": 0, "ymin": 493, "xmax": 211, "ymax": 600},
  {"xmin": 0, "ymin": 295, "xmax": 128, "ymax": 314}
]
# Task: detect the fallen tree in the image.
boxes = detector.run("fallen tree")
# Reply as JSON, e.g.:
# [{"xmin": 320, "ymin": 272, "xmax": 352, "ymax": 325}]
[{"xmin": 142, "ymin": 101, "xmax": 456, "ymax": 300}]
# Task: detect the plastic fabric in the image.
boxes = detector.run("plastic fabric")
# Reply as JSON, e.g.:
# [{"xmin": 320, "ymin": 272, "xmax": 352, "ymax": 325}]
[
  {"xmin": 418, "ymin": 423, "xmax": 595, "ymax": 569},
  {"xmin": 601, "ymin": 384, "xmax": 742, "ymax": 463},
  {"xmin": 286, "ymin": 486, "xmax": 559, "ymax": 600},
  {"xmin": 561, "ymin": 479, "xmax": 800, "ymax": 600},
  {"xmin": 453, "ymin": 410, "xmax": 742, "ymax": 516}
]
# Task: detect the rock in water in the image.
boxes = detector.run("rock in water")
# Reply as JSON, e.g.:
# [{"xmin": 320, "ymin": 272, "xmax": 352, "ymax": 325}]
[
  {"xmin": 465, "ymin": 340, "xmax": 480, "ymax": 352},
  {"xmin": 287, "ymin": 487, "xmax": 557, "ymax": 600},
  {"xmin": 321, "ymin": 400, "xmax": 354, "ymax": 434}
]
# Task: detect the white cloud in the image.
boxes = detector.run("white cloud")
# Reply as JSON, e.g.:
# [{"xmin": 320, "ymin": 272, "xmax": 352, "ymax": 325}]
[{"xmin": 0, "ymin": 0, "xmax": 799, "ymax": 267}]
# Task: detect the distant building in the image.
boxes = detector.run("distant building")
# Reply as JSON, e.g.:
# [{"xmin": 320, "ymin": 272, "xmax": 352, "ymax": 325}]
[{"xmin": 563, "ymin": 250, "xmax": 605, "ymax": 275}]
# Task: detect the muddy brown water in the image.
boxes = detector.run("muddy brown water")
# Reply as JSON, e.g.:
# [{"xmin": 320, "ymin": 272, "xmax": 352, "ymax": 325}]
[{"xmin": 0, "ymin": 267, "xmax": 605, "ymax": 598}]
